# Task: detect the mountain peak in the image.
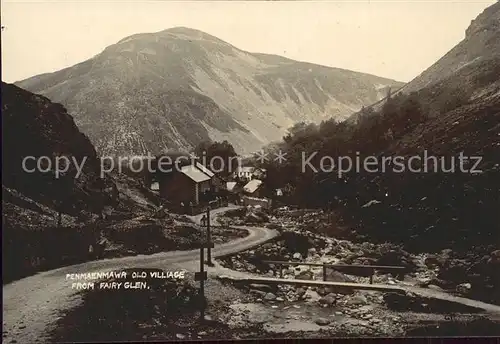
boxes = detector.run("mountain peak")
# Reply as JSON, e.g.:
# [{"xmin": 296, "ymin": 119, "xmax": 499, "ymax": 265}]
[
  {"xmin": 160, "ymin": 26, "xmax": 230, "ymax": 45},
  {"xmin": 16, "ymin": 28, "xmax": 403, "ymax": 156},
  {"xmin": 162, "ymin": 26, "xmax": 209, "ymax": 35},
  {"xmin": 465, "ymin": 1, "xmax": 500, "ymax": 39}
]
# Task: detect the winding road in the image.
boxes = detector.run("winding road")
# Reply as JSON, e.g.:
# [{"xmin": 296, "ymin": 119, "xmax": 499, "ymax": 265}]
[{"xmin": 2, "ymin": 206, "xmax": 279, "ymax": 344}]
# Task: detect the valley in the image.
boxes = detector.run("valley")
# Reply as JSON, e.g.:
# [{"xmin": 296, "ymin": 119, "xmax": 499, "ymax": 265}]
[{"xmin": 2, "ymin": 1, "xmax": 500, "ymax": 342}]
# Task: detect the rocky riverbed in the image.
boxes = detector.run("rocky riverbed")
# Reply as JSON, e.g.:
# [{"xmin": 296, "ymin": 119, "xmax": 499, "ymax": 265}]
[{"xmin": 214, "ymin": 205, "xmax": 500, "ymax": 337}]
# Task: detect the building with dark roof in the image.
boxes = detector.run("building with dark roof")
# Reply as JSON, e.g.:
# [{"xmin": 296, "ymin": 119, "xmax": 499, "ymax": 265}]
[{"xmin": 158, "ymin": 161, "xmax": 215, "ymax": 205}]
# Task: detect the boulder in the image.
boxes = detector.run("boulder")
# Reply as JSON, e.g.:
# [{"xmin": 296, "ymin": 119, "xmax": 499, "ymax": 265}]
[
  {"xmin": 250, "ymin": 290, "xmax": 267, "ymax": 298},
  {"xmin": 318, "ymin": 293, "xmax": 337, "ymax": 306},
  {"xmin": 456, "ymin": 282, "xmax": 472, "ymax": 295},
  {"xmin": 249, "ymin": 283, "xmax": 273, "ymax": 292},
  {"xmin": 327, "ymin": 270, "xmax": 354, "ymax": 283},
  {"xmin": 424, "ymin": 254, "xmax": 440, "ymax": 267},
  {"xmin": 296, "ymin": 287, "xmax": 306, "ymax": 298},
  {"xmin": 315, "ymin": 317, "xmax": 331, "ymax": 326},
  {"xmin": 346, "ymin": 294, "xmax": 368, "ymax": 306},
  {"xmin": 292, "ymin": 252, "xmax": 302, "ymax": 260},
  {"xmin": 296, "ymin": 270, "xmax": 314, "ymax": 280},
  {"xmin": 264, "ymin": 292, "xmax": 277, "ymax": 301}
]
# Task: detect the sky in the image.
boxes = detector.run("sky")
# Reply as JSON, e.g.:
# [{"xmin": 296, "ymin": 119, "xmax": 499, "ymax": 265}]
[{"xmin": 1, "ymin": 0, "xmax": 496, "ymax": 83}]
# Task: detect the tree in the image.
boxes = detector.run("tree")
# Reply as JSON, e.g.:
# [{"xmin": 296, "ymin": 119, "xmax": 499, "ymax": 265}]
[{"xmin": 194, "ymin": 140, "xmax": 238, "ymax": 177}]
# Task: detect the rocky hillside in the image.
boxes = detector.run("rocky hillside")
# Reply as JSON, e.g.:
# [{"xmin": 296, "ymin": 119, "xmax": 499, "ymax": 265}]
[
  {"xmin": 400, "ymin": 1, "xmax": 500, "ymax": 94},
  {"xmin": 16, "ymin": 27, "xmax": 403, "ymax": 156},
  {"xmin": 348, "ymin": 1, "xmax": 500, "ymax": 123},
  {"xmin": 2, "ymin": 82, "xmax": 109, "ymax": 281},
  {"xmin": 2, "ymin": 82, "xmax": 113, "ymax": 215}
]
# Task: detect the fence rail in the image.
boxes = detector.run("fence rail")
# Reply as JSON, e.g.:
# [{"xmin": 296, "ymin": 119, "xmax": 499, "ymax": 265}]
[{"xmin": 262, "ymin": 260, "xmax": 405, "ymax": 284}]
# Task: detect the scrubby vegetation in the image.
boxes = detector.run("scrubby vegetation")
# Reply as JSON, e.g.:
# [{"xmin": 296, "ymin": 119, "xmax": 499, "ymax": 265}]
[{"xmin": 260, "ymin": 58, "xmax": 500, "ymax": 254}]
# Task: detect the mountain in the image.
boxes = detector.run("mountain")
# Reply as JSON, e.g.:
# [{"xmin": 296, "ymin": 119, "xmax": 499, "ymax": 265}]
[
  {"xmin": 16, "ymin": 27, "xmax": 403, "ymax": 156},
  {"xmin": 399, "ymin": 2, "xmax": 500, "ymax": 94},
  {"xmin": 348, "ymin": 1, "xmax": 500, "ymax": 122}
]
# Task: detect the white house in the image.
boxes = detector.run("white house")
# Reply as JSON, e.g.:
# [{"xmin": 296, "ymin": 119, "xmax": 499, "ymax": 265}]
[{"xmin": 234, "ymin": 166, "xmax": 255, "ymax": 180}]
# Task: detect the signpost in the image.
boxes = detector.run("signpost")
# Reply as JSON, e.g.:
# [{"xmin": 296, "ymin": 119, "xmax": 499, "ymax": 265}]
[
  {"xmin": 194, "ymin": 244, "xmax": 207, "ymax": 321},
  {"xmin": 195, "ymin": 207, "xmax": 215, "ymax": 322},
  {"xmin": 206, "ymin": 207, "xmax": 214, "ymax": 266}
]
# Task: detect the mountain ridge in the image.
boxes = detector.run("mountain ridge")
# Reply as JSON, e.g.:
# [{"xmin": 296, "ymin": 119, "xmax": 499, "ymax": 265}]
[
  {"xmin": 16, "ymin": 26, "xmax": 403, "ymax": 156},
  {"xmin": 347, "ymin": 1, "xmax": 500, "ymax": 123}
]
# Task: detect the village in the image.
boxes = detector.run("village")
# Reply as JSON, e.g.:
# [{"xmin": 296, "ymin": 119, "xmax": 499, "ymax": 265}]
[{"xmin": 147, "ymin": 155, "xmax": 275, "ymax": 216}]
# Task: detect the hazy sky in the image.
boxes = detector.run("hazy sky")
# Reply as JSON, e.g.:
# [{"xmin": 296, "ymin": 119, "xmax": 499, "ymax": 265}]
[{"xmin": 1, "ymin": 0, "xmax": 496, "ymax": 83}]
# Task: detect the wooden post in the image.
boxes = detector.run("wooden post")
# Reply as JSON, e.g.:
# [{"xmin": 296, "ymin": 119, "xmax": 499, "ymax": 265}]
[
  {"xmin": 322, "ymin": 264, "xmax": 327, "ymax": 281},
  {"xmin": 194, "ymin": 244, "xmax": 208, "ymax": 321},
  {"xmin": 206, "ymin": 207, "xmax": 214, "ymax": 266},
  {"xmin": 279, "ymin": 264, "xmax": 283, "ymax": 278},
  {"xmin": 369, "ymin": 269, "xmax": 374, "ymax": 284}
]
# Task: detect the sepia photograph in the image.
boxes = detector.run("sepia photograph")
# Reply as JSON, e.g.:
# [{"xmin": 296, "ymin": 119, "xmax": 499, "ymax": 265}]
[{"xmin": 2, "ymin": 0, "xmax": 500, "ymax": 342}]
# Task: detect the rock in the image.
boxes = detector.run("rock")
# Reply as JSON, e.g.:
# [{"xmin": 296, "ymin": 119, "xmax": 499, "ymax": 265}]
[
  {"xmin": 318, "ymin": 293, "xmax": 336, "ymax": 306},
  {"xmin": 416, "ymin": 277, "xmax": 431, "ymax": 287},
  {"xmin": 296, "ymin": 287, "xmax": 306, "ymax": 298},
  {"xmin": 456, "ymin": 282, "xmax": 472, "ymax": 294},
  {"xmin": 424, "ymin": 254, "xmax": 440, "ymax": 267},
  {"xmin": 315, "ymin": 317, "xmax": 331, "ymax": 326},
  {"xmin": 176, "ymin": 334, "xmax": 186, "ymax": 339},
  {"xmin": 317, "ymin": 287, "xmax": 334, "ymax": 296},
  {"xmin": 250, "ymin": 290, "xmax": 267, "ymax": 298},
  {"xmin": 296, "ymin": 270, "xmax": 314, "ymax": 280},
  {"xmin": 327, "ymin": 270, "xmax": 354, "ymax": 283},
  {"xmin": 347, "ymin": 294, "xmax": 368, "ymax": 306},
  {"xmin": 292, "ymin": 252, "xmax": 302, "ymax": 260},
  {"xmin": 264, "ymin": 292, "xmax": 277, "ymax": 301},
  {"xmin": 198, "ymin": 331, "xmax": 207, "ymax": 336},
  {"xmin": 276, "ymin": 297, "xmax": 285, "ymax": 302},
  {"xmin": 428, "ymin": 284, "xmax": 444, "ymax": 291},
  {"xmin": 249, "ymin": 283, "xmax": 273, "ymax": 292}
]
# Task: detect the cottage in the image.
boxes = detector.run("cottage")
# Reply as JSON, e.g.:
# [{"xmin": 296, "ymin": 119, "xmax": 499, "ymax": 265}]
[
  {"xmin": 243, "ymin": 179, "xmax": 263, "ymax": 198},
  {"xmin": 233, "ymin": 166, "xmax": 255, "ymax": 181},
  {"xmin": 196, "ymin": 162, "xmax": 225, "ymax": 192},
  {"xmin": 159, "ymin": 163, "xmax": 213, "ymax": 205},
  {"xmin": 195, "ymin": 161, "xmax": 214, "ymax": 179}
]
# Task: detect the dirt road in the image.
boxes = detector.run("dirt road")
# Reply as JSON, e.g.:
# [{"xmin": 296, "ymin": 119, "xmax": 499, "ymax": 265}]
[{"xmin": 2, "ymin": 206, "xmax": 278, "ymax": 344}]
